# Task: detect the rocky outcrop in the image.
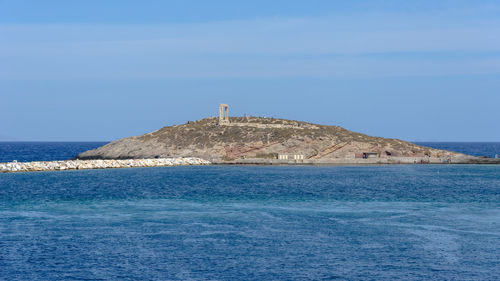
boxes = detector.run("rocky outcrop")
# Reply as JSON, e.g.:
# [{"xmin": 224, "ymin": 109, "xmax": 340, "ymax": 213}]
[
  {"xmin": 77, "ymin": 116, "xmax": 471, "ymax": 162},
  {"xmin": 0, "ymin": 158, "xmax": 210, "ymax": 173}
]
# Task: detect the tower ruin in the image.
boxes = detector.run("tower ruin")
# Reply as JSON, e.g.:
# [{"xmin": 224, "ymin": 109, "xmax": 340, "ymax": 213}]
[{"xmin": 218, "ymin": 104, "xmax": 230, "ymax": 125}]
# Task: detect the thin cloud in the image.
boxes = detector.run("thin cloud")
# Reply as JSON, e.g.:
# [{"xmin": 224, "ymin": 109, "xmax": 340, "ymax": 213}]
[{"xmin": 1, "ymin": 14, "xmax": 499, "ymax": 79}]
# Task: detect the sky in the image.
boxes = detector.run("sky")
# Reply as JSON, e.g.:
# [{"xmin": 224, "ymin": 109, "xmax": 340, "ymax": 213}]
[{"xmin": 1, "ymin": 0, "xmax": 499, "ymax": 141}]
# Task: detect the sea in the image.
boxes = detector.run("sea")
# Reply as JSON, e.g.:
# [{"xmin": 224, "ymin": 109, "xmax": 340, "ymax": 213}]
[{"xmin": 0, "ymin": 142, "xmax": 499, "ymax": 280}]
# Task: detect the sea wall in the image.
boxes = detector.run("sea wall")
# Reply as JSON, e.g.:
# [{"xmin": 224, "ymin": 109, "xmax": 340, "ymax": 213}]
[
  {"xmin": 0, "ymin": 157, "xmax": 211, "ymax": 173},
  {"xmin": 214, "ymin": 156, "xmax": 499, "ymax": 165}
]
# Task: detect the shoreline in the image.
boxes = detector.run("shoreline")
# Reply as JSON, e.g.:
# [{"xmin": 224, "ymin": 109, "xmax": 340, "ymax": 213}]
[
  {"xmin": 2, "ymin": 156, "xmax": 500, "ymax": 173},
  {"xmin": 212, "ymin": 156, "xmax": 500, "ymax": 165}
]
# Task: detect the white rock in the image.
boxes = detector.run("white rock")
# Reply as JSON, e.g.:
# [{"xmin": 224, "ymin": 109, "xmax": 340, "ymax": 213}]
[{"xmin": 0, "ymin": 157, "xmax": 211, "ymax": 173}]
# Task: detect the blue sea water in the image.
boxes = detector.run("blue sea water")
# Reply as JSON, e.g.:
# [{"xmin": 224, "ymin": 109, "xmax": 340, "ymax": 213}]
[
  {"xmin": 0, "ymin": 142, "xmax": 108, "ymax": 162},
  {"xmin": 1, "ymin": 165, "xmax": 499, "ymax": 280},
  {"xmin": 0, "ymin": 142, "xmax": 499, "ymax": 280},
  {"xmin": 415, "ymin": 142, "xmax": 500, "ymax": 158}
]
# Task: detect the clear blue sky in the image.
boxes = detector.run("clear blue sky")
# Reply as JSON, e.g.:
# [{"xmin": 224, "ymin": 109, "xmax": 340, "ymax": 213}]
[{"xmin": 1, "ymin": 0, "xmax": 499, "ymax": 141}]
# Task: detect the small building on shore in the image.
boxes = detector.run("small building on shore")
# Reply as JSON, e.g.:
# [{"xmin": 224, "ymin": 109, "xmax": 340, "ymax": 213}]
[{"xmin": 278, "ymin": 154, "xmax": 305, "ymax": 160}]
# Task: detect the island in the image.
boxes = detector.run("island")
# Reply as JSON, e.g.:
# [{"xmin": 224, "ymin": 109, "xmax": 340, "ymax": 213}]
[
  {"xmin": 2, "ymin": 104, "xmax": 498, "ymax": 173},
  {"xmin": 77, "ymin": 104, "xmax": 497, "ymax": 165}
]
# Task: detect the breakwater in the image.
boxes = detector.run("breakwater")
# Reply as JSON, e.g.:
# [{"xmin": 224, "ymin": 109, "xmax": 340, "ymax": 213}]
[{"xmin": 0, "ymin": 157, "xmax": 211, "ymax": 173}]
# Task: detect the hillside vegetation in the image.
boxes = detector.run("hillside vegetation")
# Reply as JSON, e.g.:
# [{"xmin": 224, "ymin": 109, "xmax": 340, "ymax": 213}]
[{"xmin": 78, "ymin": 117, "xmax": 464, "ymax": 161}]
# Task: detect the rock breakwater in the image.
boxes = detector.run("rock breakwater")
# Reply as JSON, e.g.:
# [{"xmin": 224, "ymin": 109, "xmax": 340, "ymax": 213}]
[{"xmin": 0, "ymin": 157, "xmax": 211, "ymax": 173}]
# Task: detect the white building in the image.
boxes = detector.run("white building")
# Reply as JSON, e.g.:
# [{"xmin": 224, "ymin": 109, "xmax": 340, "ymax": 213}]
[{"xmin": 278, "ymin": 154, "xmax": 304, "ymax": 160}]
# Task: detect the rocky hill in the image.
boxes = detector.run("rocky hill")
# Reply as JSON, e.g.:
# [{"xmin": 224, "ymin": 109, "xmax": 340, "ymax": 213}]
[{"xmin": 77, "ymin": 117, "xmax": 467, "ymax": 162}]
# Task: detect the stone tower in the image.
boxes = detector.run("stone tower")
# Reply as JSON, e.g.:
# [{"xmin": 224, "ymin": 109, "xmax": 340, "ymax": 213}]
[{"xmin": 218, "ymin": 104, "xmax": 230, "ymax": 125}]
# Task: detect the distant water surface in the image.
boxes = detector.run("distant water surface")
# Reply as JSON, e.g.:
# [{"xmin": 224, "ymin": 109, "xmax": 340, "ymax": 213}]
[
  {"xmin": 0, "ymin": 142, "xmax": 108, "ymax": 162},
  {"xmin": 1, "ymin": 165, "xmax": 499, "ymax": 280},
  {"xmin": 415, "ymin": 142, "xmax": 500, "ymax": 158}
]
